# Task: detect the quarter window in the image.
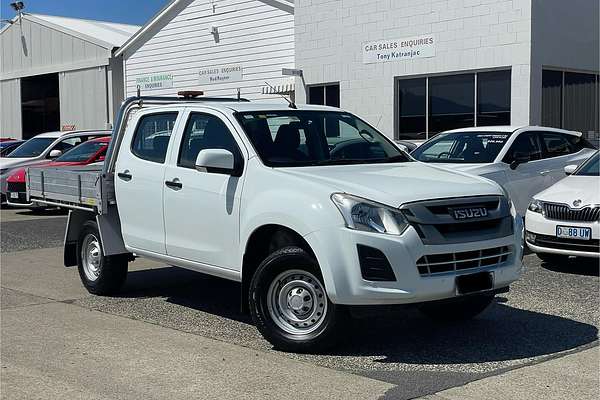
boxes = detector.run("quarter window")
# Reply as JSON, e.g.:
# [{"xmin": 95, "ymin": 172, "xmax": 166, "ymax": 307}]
[
  {"xmin": 178, "ymin": 113, "xmax": 241, "ymax": 169},
  {"xmin": 503, "ymin": 132, "xmax": 542, "ymax": 163},
  {"xmin": 131, "ymin": 113, "xmax": 178, "ymax": 163}
]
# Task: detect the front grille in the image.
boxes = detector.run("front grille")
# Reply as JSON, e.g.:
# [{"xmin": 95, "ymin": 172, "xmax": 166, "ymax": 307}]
[
  {"xmin": 417, "ymin": 246, "xmax": 512, "ymax": 276},
  {"xmin": 530, "ymin": 233, "xmax": 600, "ymax": 254},
  {"xmin": 7, "ymin": 182, "xmax": 25, "ymax": 192},
  {"xmin": 543, "ymin": 203, "xmax": 600, "ymax": 222},
  {"xmin": 400, "ymin": 196, "xmax": 513, "ymax": 245}
]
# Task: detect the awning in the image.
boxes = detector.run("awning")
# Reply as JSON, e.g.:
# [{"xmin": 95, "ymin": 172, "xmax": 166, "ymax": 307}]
[{"xmin": 262, "ymin": 82, "xmax": 295, "ymax": 95}]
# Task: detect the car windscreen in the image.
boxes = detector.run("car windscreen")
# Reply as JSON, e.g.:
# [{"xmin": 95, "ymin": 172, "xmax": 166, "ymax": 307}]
[
  {"xmin": 6, "ymin": 138, "xmax": 55, "ymax": 158},
  {"xmin": 235, "ymin": 111, "xmax": 410, "ymax": 167},
  {"xmin": 55, "ymin": 140, "xmax": 108, "ymax": 163},
  {"xmin": 575, "ymin": 152, "xmax": 599, "ymax": 176},
  {"xmin": 411, "ymin": 131, "xmax": 511, "ymax": 163}
]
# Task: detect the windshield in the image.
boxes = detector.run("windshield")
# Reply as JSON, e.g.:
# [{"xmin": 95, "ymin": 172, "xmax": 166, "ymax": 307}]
[
  {"xmin": 412, "ymin": 131, "xmax": 511, "ymax": 163},
  {"xmin": 7, "ymin": 138, "xmax": 55, "ymax": 158},
  {"xmin": 575, "ymin": 152, "xmax": 599, "ymax": 176},
  {"xmin": 55, "ymin": 140, "xmax": 108, "ymax": 163},
  {"xmin": 235, "ymin": 111, "xmax": 409, "ymax": 167}
]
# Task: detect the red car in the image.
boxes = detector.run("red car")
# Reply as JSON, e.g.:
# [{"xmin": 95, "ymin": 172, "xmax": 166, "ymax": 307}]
[{"xmin": 6, "ymin": 136, "xmax": 110, "ymax": 207}]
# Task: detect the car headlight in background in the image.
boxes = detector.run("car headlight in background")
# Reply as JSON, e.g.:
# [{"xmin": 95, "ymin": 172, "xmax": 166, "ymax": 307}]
[
  {"xmin": 331, "ymin": 193, "xmax": 409, "ymax": 235},
  {"xmin": 528, "ymin": 199, "xmax": 544, "ymax": 214}
]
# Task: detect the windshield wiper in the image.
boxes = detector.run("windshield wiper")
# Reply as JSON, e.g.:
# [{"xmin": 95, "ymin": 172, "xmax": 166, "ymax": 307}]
[{"xmin": 310, "ymin": 155, "xmax": 409, "ymax": 166}]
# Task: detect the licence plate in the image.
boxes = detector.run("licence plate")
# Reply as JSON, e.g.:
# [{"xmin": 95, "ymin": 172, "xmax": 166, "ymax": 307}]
[
  {"xmin": 556, "ymin": 226, "xmax": 591, "ymax": 241},
  {"xmin": 456, "ymin": 272, "xmax": 493, "ymax": 295},
  {"xmin": 9, "ymin": 192, "xmax": 18, "ymax": 199}
]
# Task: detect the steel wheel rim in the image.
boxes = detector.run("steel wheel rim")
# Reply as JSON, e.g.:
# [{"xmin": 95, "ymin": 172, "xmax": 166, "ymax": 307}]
[
  {"xmin": 81, "ymin": 233, "xmax": 101, "ymax": 282},
  {"xmin": 267, "ymin": 269, "xmax": 327, "ymax": 336}
]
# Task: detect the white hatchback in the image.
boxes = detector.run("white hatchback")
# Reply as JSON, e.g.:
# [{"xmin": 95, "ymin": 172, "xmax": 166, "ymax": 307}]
[
  {"xmin": 525, "ymin": 151, "xmax": 599, "ymax": 261},
  {"xmin": 411, "ymin": 126, "xmax": 597, "ymax": 215}
]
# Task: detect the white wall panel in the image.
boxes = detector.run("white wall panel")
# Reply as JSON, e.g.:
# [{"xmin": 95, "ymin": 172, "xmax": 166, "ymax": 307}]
[
  {"xmin": 59, "ymin": 67, "xmax": 109, "ymax": 131},
  {"xmin": 0, "ymin": 79, "xmax": 22, "ymax": 138},
  {"xmin": 125, "ymin": 0, "xmax": 295, "ymax": 101}
]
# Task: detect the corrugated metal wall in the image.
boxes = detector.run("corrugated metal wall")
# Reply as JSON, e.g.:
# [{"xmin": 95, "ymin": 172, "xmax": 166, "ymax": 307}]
[
  {"xmin": 1, "ymin": 18, "xmax": 108, "ymax": 77},
  {"xmin": 59, "ymin": 67, "xmax": 109, "ymax": 131},
  {"xmin": 125, "ymin": 0, "xmax": 294, "ymax": 100},
  {"xmin": 0, "ymin": 79, "xmax": 22, "ymax": 137},
  {"xmin": 0, "ymin": 17, "xmax": 116, "ymax": 138}
]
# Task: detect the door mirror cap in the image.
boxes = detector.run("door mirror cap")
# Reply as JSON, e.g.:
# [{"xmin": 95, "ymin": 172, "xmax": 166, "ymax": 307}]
[
  {"xmin": 510, "ymin": 152, "xmax": 530, "ymax": 170},
  {"xmin": 195, "ymin": 149, "xmax": 238, "ymax": 175},
  {"xmin": 48, "ymin": 149, "xmax": 62, "ymax": 158},
  {"xmin": 564, "ymin": 164, "xmax": 578, "ymax": 175}
]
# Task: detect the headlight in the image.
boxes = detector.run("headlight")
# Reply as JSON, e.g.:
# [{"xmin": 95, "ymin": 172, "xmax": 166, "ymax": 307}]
[
  {"xmin": 331, "ymin": 193, "xmax": 409, "ymax": 235},
  {"xmin": 528, "ymin": 199, "xmax": 544, "ymax": 213}
]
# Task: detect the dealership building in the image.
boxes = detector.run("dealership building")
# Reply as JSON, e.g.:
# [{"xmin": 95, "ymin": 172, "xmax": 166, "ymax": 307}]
[
  {"xmin": 1, "ymin": 0, "xmax": 598, "ymax": 142},
  {"xmin": 295, "ymin": 0, "xmax": 599, "ymax": 140}
]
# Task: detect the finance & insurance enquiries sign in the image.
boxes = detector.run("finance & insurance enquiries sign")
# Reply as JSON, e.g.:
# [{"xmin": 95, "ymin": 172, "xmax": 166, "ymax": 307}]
[
  {"xmin": 363, "ymin": 35, "xmax": 435, "ymax": 64},
  {"xmin": 135, "ymin": 73, "xmax": 174, "ymax": 90}
]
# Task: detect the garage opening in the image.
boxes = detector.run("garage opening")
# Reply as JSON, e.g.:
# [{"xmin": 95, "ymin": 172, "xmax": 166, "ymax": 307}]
[{"xmin": 21, "ymin": 73, "xmax": 60, "ymax": 139}]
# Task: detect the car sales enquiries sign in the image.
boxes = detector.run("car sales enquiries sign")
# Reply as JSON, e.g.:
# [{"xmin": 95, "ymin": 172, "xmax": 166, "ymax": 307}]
[
  {"xmin": 135, "ymin": 73, "xmax": 174, "ymax": 90},
  {"xmin": 363, "ymin": 35, "xmax": 435, "ymax": 64},
  {"xmin": 198, "ymin": 65, "xmax": 243, "ymax": 85}
]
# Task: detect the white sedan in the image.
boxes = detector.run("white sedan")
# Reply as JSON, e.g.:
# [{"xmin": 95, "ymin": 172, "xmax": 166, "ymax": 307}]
[
  {"xmin": 525, "ymin": 151, "xmax": 599, "ymax": 261},
  {"xmin": 411, "ymin": 126, "xmax": 596, "ymax": 215}
]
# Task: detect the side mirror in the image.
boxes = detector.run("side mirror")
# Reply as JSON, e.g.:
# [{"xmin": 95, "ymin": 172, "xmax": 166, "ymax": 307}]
[
  {"xmin": 510, "ymin": 152, "xmax": 530, "ymax": 170},
  {"xmin": 564, "ymin": 164, "xmax": 578, "ymax": 175},
  {"xmin": 48, "ymin": 149, "xmax": 62, "ymax": 158},
  {"xmin": 195, "ymin": 149, "xmax": 239, "ymax": 176}
]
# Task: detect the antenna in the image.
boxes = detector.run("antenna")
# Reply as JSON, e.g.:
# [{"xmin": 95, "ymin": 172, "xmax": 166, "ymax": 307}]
[
  {"xmin": 264, "ymin": 81, "xmax": 297, "ymax": 109},
  {"xmin": 136, "ymin": 85, "xmax": 141, "ymax": 98}
]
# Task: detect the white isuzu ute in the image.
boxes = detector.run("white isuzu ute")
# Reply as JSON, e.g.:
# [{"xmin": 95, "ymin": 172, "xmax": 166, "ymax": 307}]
[{"xmin": 26, "ymin": 94, "xmax": 524, "ymax": 352}]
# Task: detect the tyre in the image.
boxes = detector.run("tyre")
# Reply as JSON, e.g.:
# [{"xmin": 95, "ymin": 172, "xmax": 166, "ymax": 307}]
[
  {"xmin": 249, "ymin": 246, "xmax": 346, "ymax": 353},
  {"xmin": 77, "ymin": 220, "xmax": 128, "ymax": 295},
  {"xmin": 536, "ymin": 252, "xmax": 569, "ymax": 264},
  {"xmin": 419, "ymin": 293, "xmax": 495, "ymax": 321}
]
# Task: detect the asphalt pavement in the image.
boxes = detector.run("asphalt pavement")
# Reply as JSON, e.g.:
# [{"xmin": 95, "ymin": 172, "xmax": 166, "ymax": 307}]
[{"xmin": 1, "ymin": 207, "xmax": 598, "ymax": 399}]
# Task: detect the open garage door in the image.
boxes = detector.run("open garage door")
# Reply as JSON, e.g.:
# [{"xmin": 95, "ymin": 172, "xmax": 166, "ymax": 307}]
[{"xmin": 21, "ymin": 73, "xmax": 60, "ymax": 139}]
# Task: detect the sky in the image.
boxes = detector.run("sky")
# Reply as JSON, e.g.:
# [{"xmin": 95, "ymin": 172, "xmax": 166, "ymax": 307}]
[{"xmin": 0, "ymin": 0, "xmax": 170, "ymax": 26}]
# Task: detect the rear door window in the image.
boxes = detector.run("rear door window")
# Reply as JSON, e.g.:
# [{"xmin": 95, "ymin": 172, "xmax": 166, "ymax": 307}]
[
  {"xmin": 540, "ymin": 132, "xmax": 574, "ymax": 158},
  {"xmin": 502, "ymin": 131, "xmax": 542, "ymax": 163},
  {"xmin": 131, "ymin": 113, "xmax": 178, "ymax": 163}
]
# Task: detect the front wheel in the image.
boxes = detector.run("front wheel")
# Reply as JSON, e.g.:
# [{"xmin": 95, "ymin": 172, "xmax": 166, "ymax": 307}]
[
  {"xmin": 249, "ymin": 246, "xmax": 346, "ymax": 353},
  {"xmin": 419, "ymin": 293, "xmax": 495, "ymax": 321},
  {"xmin": 77, "ymin": 221, "xmax": 128, "ymax": 295}
]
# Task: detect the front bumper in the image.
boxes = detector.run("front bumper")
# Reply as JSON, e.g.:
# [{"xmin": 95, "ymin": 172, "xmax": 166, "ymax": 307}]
[
  {"xmin": 525, "ymin": 210, "xmax": 600, "ymax": 258},
  {"xmin": 304, "ymin": 215, "xmax": 523, "ymax": 305}
]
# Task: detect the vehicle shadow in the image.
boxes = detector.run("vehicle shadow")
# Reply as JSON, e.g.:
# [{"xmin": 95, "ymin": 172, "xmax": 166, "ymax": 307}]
[
  {"xmin": 540, "ymin": 258, "xmax": 599, "ymax": 277},
  {"xmin": 118, "ymin": 267, "xmax": 598, "ymax": 363}
]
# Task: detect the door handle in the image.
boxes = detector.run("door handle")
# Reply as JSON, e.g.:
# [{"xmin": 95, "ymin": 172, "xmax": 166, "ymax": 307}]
[
  {"xmin": 117, "ymin": 170, "xmax": 132, "ymax": 181},
  {"xmin": 165, "ymin": 179, "xmax": 183, "ymax": 190},
  {"xmin": 539, "ymin": 170, "xmax": 551, "ymax": 176}
]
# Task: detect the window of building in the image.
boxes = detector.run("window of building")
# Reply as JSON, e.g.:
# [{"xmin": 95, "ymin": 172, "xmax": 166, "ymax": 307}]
[
  {"xmin": 397, "ymin": 78, "xmax": 426, "ymax": 139},
  {"xmin": 308, "ymin": 83, "xmax": 340, "ymax": 107},
  {"xmin": 131, "ymin": 113, "xmax": 178, "ymax": 163},
  {"xmin": 396, "ymin": 69, "xmax": 511, "ymax": 140},
  {"xmin": 478, "ymin": 70, "xmax": 511, "ymax": 126},
  {"xmin": 542, "ymin": 69, "xmax": 600, "ymax": 135},
  {"xmin": 429, "ymin": 74, "xmax": 475, "ymax": 134}
]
